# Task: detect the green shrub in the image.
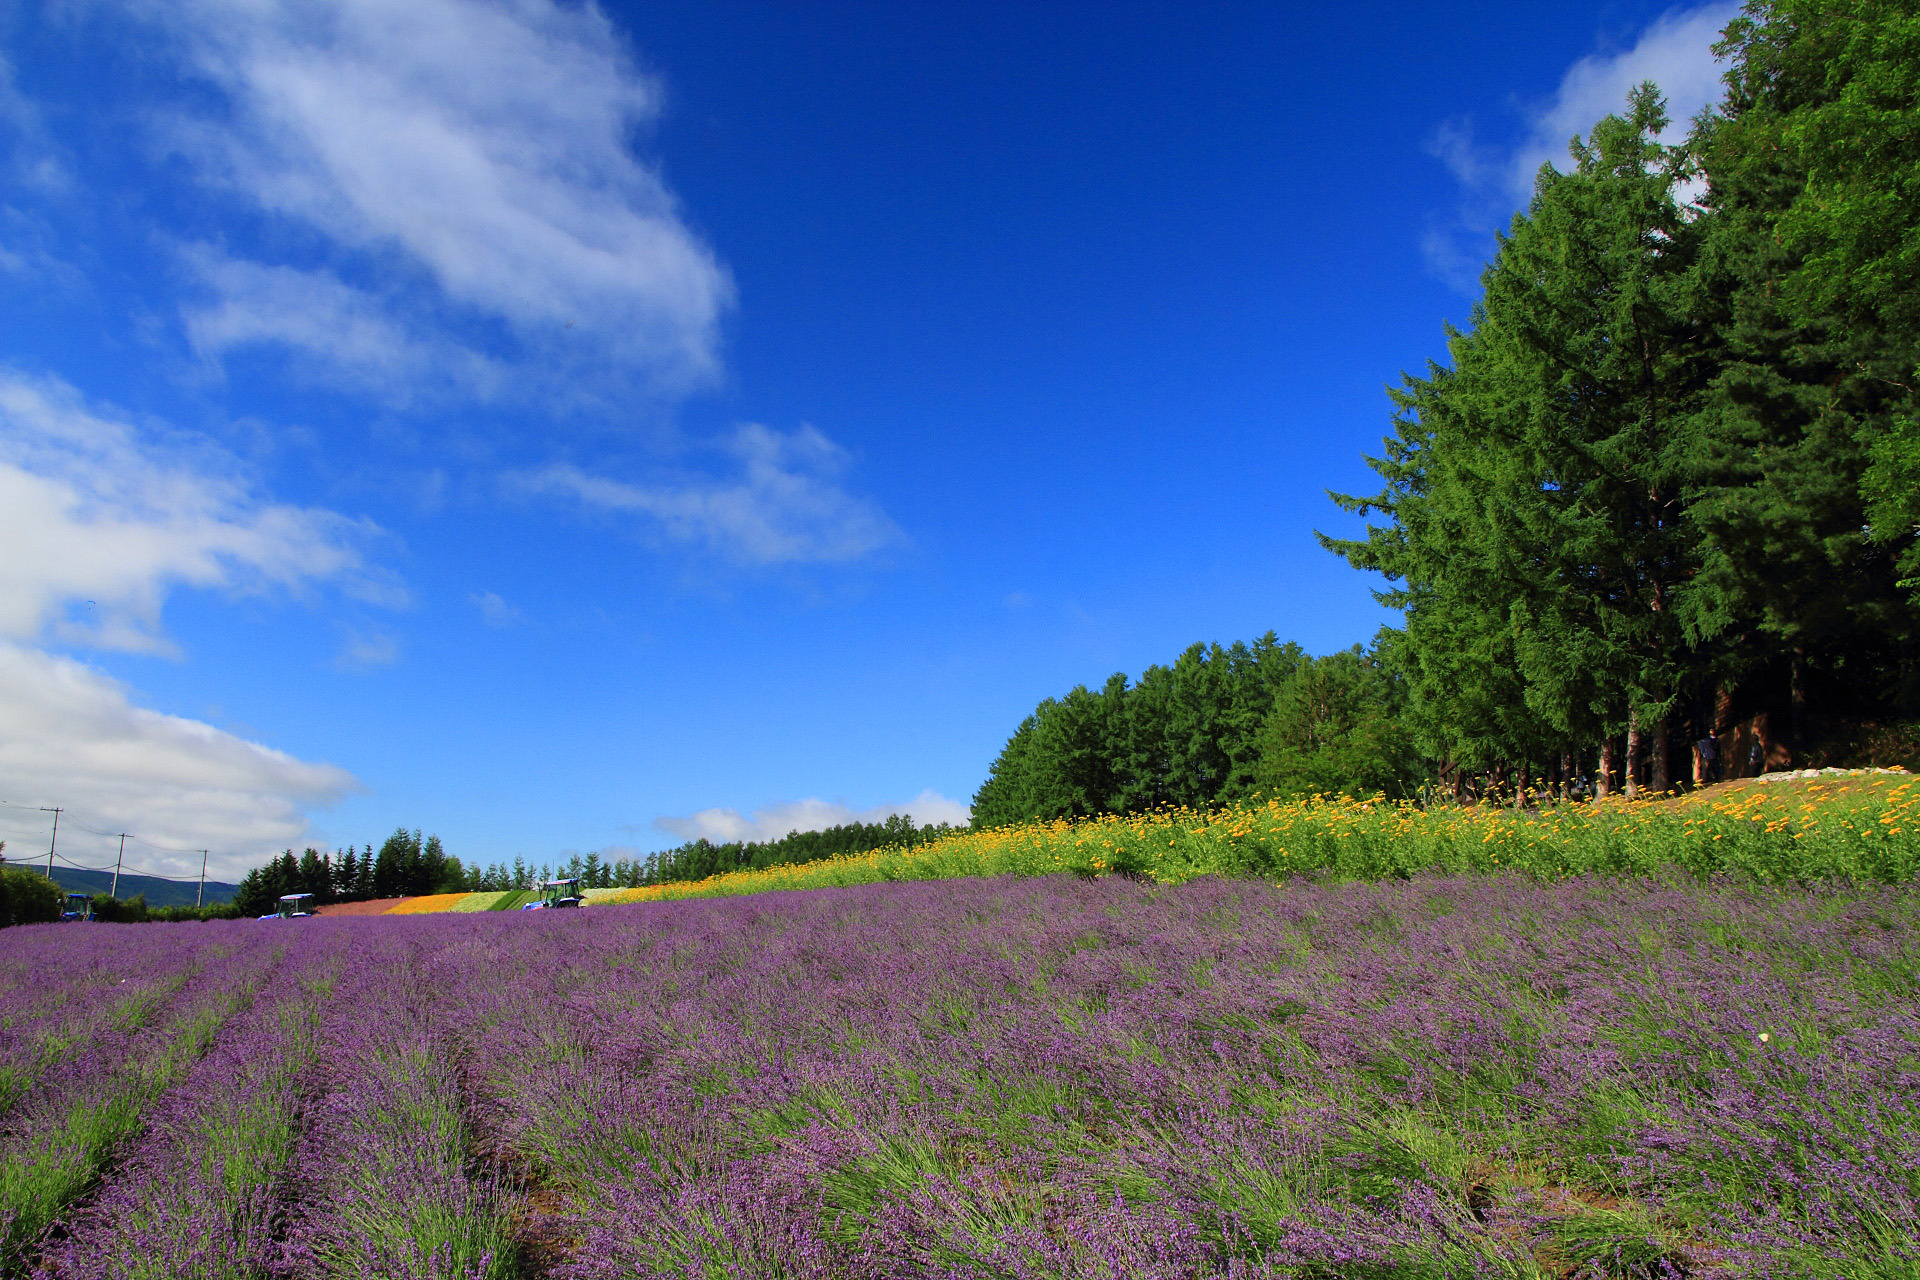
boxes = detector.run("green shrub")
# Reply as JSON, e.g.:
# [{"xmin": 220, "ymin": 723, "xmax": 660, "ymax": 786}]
[
  {"xmin": 90, "ymin": 892, "xmax": 151, "ymax": 924},
  {"xmin": 0, "ymin": 867, "xmax": 62, "ymax": 928}
]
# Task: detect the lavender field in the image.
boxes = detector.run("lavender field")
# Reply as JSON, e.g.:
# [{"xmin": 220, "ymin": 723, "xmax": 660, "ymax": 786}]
[{"xmin": 2, "ymin": 874, "xmax": 1916, "ymax": 1279}]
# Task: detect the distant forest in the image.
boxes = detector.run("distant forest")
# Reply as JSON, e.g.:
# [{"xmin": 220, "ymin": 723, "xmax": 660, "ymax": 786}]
[
  {"xmin": 230, "ymin": 816, "xmax": 956, "ymax": 913},
  {"xmin": 978, "ymin": 0, "xmax": 1920, "ymax": 823}
]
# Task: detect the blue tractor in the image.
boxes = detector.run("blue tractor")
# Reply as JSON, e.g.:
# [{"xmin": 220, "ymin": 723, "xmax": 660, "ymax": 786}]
[
  {"xmin": 61, "ymin": 893, "xmax": 92, "ymax": 922},
  {"xmin": 258, "ymin": 892, "xmax": 315, "ymax": 920},
  {"xmin": 520, "ymin": 878, "xmax": 583, "ymax": 910}
]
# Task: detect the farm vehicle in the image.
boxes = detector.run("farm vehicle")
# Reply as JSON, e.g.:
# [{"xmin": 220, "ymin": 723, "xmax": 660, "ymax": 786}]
[
  {"xmin": 520, "ymin": 878, "xmax": 584, "ymax": 910},
  {"xmin": 258, "ymin": 892, "xmax": 315, "ymax": 920}
]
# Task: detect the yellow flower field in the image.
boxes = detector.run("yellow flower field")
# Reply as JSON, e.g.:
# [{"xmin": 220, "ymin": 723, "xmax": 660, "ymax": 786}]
[
  {"xmin": 385, "ymin": 892, "xmax": 475, "ymax": 914},
  {"xmin": 580, "ymin": 773, "xmax": 1920, "ymax": 905},
  {"xmin": 358, "ymin": 775, "xmax": 1918, "ymax": 916}
]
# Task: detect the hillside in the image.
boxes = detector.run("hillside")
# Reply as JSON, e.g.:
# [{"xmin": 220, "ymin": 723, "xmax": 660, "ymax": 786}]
[{"xmin": 42, "ymin": 867, "xmax": 237, "ymax": 908}]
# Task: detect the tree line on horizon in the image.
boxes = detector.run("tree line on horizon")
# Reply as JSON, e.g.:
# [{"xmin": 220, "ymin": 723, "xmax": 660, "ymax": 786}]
[
  {"xmin": 976, "ymin": 0, "xmax": 1919, "ymax": 821},
  {"xmin": 971, "ymin": 637, "xmax": 1423, "ymax": 828},
  {"xmin": 226, "ymin": 815, "xmax": 958, "ymax": 914}
]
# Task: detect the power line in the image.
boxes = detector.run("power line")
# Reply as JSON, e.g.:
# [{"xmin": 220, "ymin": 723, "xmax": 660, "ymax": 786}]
[
  {"xmin": 46, "ymin": 849, "xmax": 220, "ymax": 885},
  {"xmin": 0, "ymin": 797, "xmax": 245, "ymax": 891}
]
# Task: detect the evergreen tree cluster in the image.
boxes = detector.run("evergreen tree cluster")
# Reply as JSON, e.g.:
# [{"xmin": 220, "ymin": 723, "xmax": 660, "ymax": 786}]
[
  {"xmin": 1324, "ymin": 2, "xmax": 1918, "ymax": 799},
  {"xmin": 227, "ymin": 818, "xmax": 960, "ymax": 912},
  {"xmin": 975, "ymin": 3, "xmax": 1918, "ymax": 817},
  {"xmin": 971, "ymin": 637, "xmax": 1426, "ymax": 828},
  {"xmin": 231, "ymin": 828, "xmax": 459, "ymax": 915},
  {"xmin": 640, "ymin": 815, "xmax": 957, "ymax": 886}
]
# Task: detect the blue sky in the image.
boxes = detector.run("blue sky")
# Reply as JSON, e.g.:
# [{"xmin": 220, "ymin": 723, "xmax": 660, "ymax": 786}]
[{"xmin": 0, "ymin": 0, "xmax": 1738, "ymax": 881}]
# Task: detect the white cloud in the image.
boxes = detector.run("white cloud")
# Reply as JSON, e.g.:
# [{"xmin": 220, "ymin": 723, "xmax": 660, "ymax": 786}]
[
  {"xmin": 0, "ymin": 52, "xmax": 70, "ymax": 198},
  {"xmin": 0, "ymin": 371, "xmax": 386, "ymax": 654},
  {"xmin": 469, "ymin": 590, "xmax": 521, "ymax": 627},
  {"xmin": 0, "ymin": 370, "xmax": 383, "ymax": 879},
  {"xmin": 1424, "ymin": 3, "xmax": 1740, "ymax": 286},
  {"xmin": 330, "ymin": 628, "xmax": 400, "ymax": 670},
  {"xmin": 0, "ymin": 53, "xmax": 82, "ymax": 284},
  {"xmin": 0, "ymin": 642, "xmax": 356, "ymax": 882},
  {"xmin": 656, "ymin": 789, "xmax": 972, "ymax": 845},
  {"xmin": 529, "ymin": 423, "xmax": 901, "ymax": 565},
  {"xmin": 181, "ymin": 253, "xmax": 502, "ymax": 400},
  {"xmin": 149, "ymin": 0, "xmax": 731, "ymax": 398}
]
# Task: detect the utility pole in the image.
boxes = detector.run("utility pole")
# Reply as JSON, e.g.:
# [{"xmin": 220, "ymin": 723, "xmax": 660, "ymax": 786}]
[
  {"xmin": 196, "ymin": 851, "xmax": 209, "ymax": 908},
  {"xmin": 111, "ymin": 834, "xmax": 127, "ymax": 899},
  {"xmin": 41, "ymin": 808, "xmax": 61, "ymax": 878}
]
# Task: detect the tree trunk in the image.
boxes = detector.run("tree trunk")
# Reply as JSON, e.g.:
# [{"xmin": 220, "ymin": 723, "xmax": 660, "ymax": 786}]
[
  {"xmin": 1597, "ymin": 738, "xmax": 1615, "ymax": 799},
  {"xmin": 1649, "ymin": 715, "xmax": 1670, "ymax": 794},
  {"xmin": 1790, "ymin": 645, "xmax": 1808, "ymax": 761},
  {"xmin": 1625, "ymin": 710, "xmax": 1643, "ymax": 801}
]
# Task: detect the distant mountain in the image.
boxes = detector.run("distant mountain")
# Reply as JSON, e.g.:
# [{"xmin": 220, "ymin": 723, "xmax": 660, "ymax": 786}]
[{"xmin": 27, "ymin": 866, "xmax": 237, "ymax": 908}]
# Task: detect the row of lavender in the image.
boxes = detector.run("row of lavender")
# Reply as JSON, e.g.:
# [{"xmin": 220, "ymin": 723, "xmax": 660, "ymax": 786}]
[{"xmin": 2, "ymin": 874, "xmax": 1916, "ymax": 1277}]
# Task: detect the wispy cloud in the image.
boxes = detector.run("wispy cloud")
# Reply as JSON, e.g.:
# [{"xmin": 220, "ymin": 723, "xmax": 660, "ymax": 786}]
[
  {"xmin": 0, "ymin": 370, "xmax": 392, "ymax": 654},
  {"xmin": 331, "ymin": 627, "xmax": 400, "ymax": 671},
  {"xmin": 0, "ymin": 52, "xmax": 82, "ymax": 284},
  {"xmin": 1423, "ymin": 3, "xmax": 1739, "ymax": 288},
  {"xmin": 469, "ymin": 590, "xmax": 521, "ymax": 627},
  {"xmin": 148, "ymin": 0, "xmax": 732, "ymax": 401},
  {"xmin": 180, "ymin": 252, "xmax": 503, "ymax": 401},
  {"xmin": 655, "ymin": 789, "xmax": 972, "ymax": 845},
  {"xmin": 529, "ymin": 423, "xmax": 902, "ymax": 566}
]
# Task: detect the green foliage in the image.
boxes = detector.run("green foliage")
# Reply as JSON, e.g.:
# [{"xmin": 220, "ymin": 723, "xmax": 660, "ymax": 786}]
[
  {"xmin": 88, "ymin": 893, "xmax": 148, "ymax": 924},
  {"xmin": 972, "ymin": 634, "xmax": 1435, "ymax": 826},
  {"xmin": 149, "ymin": 903, "xmax": 244, "ymax": 923},
  {"xmin": 644, "ymin": 814, "xmax": 957, "ymax": 887},
  {"xmin": 1733, "ymin": 0, "xmax": 1920, "ymax": 338},
  {"xmin": 1254, "ymin": 646, "xmax": 1426, "ymax": 800},
  {"xmin": 1313, "ymin": 10, "xmax": 1920, "ymax": 791},
  {"xmin": 1328, "ymin": 86, "xmax": 1711, "ymax": 783},
  {"xmin": 0, "ymin": 868, "xmax": 61, "ymax": 929},
  {"xmin": 1863, "ymin": 412, "xmax": 1920, "ymax": 598},
  {"xmin": 372, "ymin": 829, "xmax": 456, "ymax": 897},
  {"xmin": 228, "ymin": 830, "xmax": 456, "ymax": 915},
  {"xmin": 972, "ymin": 634, "xmax": 1323, "ymax": 827}
]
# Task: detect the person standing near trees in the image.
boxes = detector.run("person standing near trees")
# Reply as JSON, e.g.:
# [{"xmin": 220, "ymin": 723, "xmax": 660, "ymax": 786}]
[{"xmin": 1695, "ymin": 731, "xmax": 1719, "ymax": 784}]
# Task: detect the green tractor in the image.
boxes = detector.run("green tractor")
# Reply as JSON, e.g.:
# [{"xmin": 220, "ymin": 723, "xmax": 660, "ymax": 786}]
[{"xmin": 520, "ymin": 878, "xmax": 584, "ymax": 910}]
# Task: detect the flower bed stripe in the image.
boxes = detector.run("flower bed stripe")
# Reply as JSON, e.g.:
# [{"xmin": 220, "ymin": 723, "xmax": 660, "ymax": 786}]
[
  {"xmin": 36, "ymin": 945, "xmax": 340, "ymax": 1280},
  {"xmin": 0, "ymin": 931, "xmax": 282, "ymax": 1275},
  {"xmin": 385, "ymin": 893, "xmax": 474, "ymax": 915},
  {"xmin": 280, "ymin": 937, "xmax": 520, "ymax": 1280}
]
